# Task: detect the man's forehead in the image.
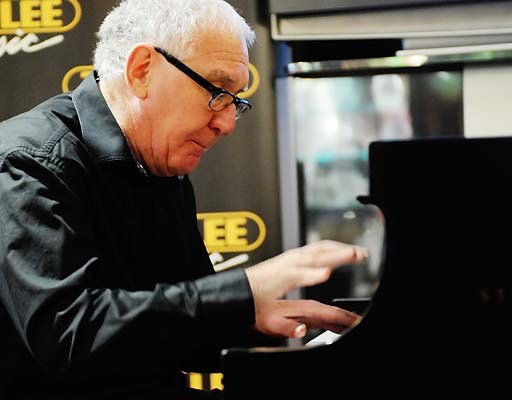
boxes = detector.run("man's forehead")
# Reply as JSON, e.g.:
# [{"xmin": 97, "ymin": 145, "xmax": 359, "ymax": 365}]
[
  {"xmin": 205, "ymin": 67, "xmax": 249, "ymax": 91},
  {"xmin": 192, "ymin": 34, "xmax": 249, "ymax": 67}
]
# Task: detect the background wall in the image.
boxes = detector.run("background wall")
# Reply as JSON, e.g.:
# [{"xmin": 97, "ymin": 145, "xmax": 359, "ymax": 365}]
[{"xmin": 464, "ymin": 64, "xmax": 512, "ymax": 137}]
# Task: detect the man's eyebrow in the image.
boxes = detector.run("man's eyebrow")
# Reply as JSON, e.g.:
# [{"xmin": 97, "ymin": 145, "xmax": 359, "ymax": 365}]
[
  {"xmin": 206, "ymin": 70, "xmax": 236, "ymax": 85},
  {"xmin": 206, "ymin": 69, "xmax": 248, "ymax": 93}
]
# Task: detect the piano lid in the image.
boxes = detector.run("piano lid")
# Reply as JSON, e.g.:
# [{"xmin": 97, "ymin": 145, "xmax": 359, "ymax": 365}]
[{"xmin": 221, "ymin": 136, "xmax": 512, "ymax": 400}]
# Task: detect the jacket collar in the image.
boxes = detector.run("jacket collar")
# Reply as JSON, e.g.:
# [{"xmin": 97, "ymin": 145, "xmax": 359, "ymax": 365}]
[{"xmin": 71, "ymin": 72, "xmax": 132, "ymax": 165}]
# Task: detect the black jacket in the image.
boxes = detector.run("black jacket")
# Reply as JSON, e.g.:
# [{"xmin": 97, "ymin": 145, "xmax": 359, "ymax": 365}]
[{"xmin": 0, "ymin": 73, "xmax": 256, "ymax": 398}]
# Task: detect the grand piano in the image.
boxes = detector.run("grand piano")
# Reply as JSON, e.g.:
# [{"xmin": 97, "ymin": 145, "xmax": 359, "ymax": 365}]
[{"xmin": 220, "ymin": 136, "xmax": 512, "ymax": 399}]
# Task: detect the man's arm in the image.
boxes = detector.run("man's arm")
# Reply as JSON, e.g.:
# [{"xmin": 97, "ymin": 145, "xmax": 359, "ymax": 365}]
[{"xmin": 0, "ymin": 149, "xmax": 255, "ymax": 375}]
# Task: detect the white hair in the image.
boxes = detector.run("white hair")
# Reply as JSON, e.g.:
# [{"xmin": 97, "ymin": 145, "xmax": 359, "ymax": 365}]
[{"xmin": 93, "ymin": 0, "xmax": 256, "ymax": 80}]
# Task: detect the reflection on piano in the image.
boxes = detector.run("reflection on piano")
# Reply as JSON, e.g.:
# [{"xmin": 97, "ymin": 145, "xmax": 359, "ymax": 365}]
[{"xmin": 221, "ymin": 137, "xmax": 512, "ymax": 399}]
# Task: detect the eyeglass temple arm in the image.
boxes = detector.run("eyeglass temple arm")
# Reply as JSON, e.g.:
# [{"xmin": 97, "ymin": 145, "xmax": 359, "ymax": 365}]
[{"xmin": 154, "ymin": 47, "xmax": 219, "ymax": 94}]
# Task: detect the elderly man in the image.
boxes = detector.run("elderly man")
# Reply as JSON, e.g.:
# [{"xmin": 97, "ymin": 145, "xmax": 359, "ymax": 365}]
[{"xmin": 0, "ymin": 0, "xmax": 368, "ymax": 398}]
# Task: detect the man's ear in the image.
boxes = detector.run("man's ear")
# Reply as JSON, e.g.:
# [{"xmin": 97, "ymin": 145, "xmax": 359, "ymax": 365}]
[{"xmin": 125, "ymin": 44, "xmax": 153, "ymax": 99}]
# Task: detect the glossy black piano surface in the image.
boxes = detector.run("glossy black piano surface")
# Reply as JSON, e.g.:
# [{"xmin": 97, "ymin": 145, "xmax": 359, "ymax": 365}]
[{"xmin": 221, "ymin": 136, "xmax": 512, "ymax": 399}]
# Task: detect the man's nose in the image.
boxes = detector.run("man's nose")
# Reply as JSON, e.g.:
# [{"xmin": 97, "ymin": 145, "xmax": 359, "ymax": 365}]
[{"xmin": 209, "ymin": 105, "xmax": 237, "ymax": 136}]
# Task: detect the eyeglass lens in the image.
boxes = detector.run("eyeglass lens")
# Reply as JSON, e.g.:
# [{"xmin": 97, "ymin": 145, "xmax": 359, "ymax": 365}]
[{"xmin": 209, "ymin": 93, "xmax": 250, "ymax": 119}]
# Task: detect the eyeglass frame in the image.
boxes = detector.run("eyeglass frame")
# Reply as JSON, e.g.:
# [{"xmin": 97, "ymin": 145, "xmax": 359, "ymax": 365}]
[{"xmin": 153, "ymin": 46, "xmax": 252, "ymax": 119}]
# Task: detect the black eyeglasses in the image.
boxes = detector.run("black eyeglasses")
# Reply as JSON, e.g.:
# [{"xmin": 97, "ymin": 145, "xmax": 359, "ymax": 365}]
[{"xmin": 154, "ymin": 47, "xmax": 252, "ymax": 119}]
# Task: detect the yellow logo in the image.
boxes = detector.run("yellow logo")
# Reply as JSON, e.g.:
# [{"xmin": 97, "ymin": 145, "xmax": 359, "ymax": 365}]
[
  {"xmin": 238, "ymin": 63, "xmax": 260, "ymax": 99},
  {"xmin": 61, "ymin": 64, "xmax": 92, "ymax": 92},
  {"xmin": 0, "ymin": 1, "xmax": 82, "ymax": 58},
  {"xmin": 0, "ymin": 0, "xmax": 82, "ymax": 35},
  {"xmin": 197, "ymin": 211, "xmax": 266, "ymax": 253}
]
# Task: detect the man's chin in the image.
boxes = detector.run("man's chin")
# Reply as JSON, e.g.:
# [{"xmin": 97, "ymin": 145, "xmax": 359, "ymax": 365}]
[{"xmin": 174, "ymin": 156, "xmax": 202, "ymax": 175}]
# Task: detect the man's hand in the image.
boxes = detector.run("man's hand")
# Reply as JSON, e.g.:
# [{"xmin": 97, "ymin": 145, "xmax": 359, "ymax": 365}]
[
  {"xmin": 245, "ymin": 240, "xmax": 368, "ymax": 338},
  {"xmin": 253, "ymin": 298, "xmax": 361, "ymax": 338}
]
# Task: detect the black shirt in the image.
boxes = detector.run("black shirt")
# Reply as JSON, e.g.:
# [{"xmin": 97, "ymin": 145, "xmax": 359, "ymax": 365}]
[{"xmin": 0, "ymin": 73, "xmax": 255, "ymax": 398}]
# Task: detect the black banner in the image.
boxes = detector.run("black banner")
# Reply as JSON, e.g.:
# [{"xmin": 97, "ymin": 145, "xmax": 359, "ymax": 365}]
[{"xmin": 0, "ymin": 0, "xmax": 281, "ymax": 272}]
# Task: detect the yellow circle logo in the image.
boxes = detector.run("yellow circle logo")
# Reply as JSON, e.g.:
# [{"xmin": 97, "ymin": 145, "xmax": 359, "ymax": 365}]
[
  {"xmin": 238, "ymin": 63, "xmax": 260, "ymax": 99},
  {"xmin": 61, "ymin": 65, "xmax": 93, "ymax": 92}
]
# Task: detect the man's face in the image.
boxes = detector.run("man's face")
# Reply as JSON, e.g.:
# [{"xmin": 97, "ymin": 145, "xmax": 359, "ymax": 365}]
[{"xmin": 132, "ymin": 34, "xmax": 250, "ymax": 176}]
